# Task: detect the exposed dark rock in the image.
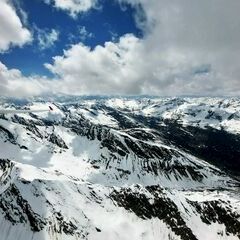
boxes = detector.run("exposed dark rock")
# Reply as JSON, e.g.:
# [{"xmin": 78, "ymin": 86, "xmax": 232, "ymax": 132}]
[
  {"xmin": 111, "ymin": 186, "xmax": 198, "ymax": 240},
  {"xmin": 189, "ymin": 200, "xmax": 240, "ymax": 238},
  {"xmin": 48, "ymin": 133, "xmax": 68, "ymax": 149},
  {"xmin": 0, "ymin": 125, "xmax": 16, "ymax": 144},
  {"xmin": 0, "ymin": 183, "xmax": 46, "ymax": 231}
]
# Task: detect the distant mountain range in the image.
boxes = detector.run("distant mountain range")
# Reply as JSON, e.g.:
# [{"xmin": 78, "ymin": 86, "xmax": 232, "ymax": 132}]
[{"xmin": 0, "ymin": 97, "xmax": 239, "ymax": 240}]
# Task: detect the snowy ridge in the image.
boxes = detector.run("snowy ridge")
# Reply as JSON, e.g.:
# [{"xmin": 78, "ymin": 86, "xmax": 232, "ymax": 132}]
[{"xmin": 0, "ymin": 97, "xmax": 239, "ymax": 240}]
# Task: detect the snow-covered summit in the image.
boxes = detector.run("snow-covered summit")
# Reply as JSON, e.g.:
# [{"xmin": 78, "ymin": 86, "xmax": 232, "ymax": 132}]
[{"xmin": 0, "ymin": 97, "xmax": 239, "ymax": 240}]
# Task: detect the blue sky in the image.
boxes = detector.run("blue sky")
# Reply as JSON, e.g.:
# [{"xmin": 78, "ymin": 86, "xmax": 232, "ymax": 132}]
[{"xmin": 1, "ymin": 0, "xmax": 142, "ymax": 77}]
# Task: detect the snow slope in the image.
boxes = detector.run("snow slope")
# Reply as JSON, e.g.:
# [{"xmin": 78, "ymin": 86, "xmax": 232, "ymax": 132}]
[{"xmin": 0, "ymin": 97, "xmax": 239, "ymax": 240}]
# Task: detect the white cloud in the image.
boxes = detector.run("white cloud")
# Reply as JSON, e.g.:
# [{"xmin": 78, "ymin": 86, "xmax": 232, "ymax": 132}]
[
  {"xmin": 69, "ymin": 26, "xmax": 94, "ymax": 43},
  {"xmin": 0, "ymin": 62, "xmax": 53, "ymax": 97},
  {"xmin": 2, "ymin": 0, "xmax": 240, "ymax": 97},
  {"xmin": 44, "ymin": 34, "xmax": 145, "ymax": 95},
  {"xmin": 44, "ymin": 0, "xmax": 98, "ymax": 18},
  {"xmin": 36, "ymin": 28, "xmax": 59, "ymax": 50},
  {"xmin": 0, "ymin": 0, "xmax": 32, "ymax": 52},
  {"xmin": 78, "ymin": 26, "xmax": 93, "ymax": 41},
  {"xmin": 117, "ymin": 0, "xmax": 240, "ymax": 95},
  {"xmin": 43, "ymin": 0, "xmax": 240, "ymax": 96}
]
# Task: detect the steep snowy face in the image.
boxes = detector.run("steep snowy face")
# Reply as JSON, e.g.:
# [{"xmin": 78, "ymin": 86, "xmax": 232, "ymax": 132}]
[{"xmin": 0, "ymin": 97, "xmax": 239, "ymax": 240}]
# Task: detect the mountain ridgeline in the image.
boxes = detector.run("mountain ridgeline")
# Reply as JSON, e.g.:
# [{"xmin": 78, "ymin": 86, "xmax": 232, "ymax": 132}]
[{"xmin": 0, "ymin": 97, "xmax": 239, "ymax": 240}]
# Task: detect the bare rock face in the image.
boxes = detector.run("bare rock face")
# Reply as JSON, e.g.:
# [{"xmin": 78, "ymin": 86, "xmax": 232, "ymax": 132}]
[{"xmin": 0, "ymin": 96, "xmax": 239, "ymax": 240}]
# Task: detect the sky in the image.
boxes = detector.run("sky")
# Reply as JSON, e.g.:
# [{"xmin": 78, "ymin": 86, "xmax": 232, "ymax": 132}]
[{"xmin": 0, "ymin": 0, "xmax": 240, "ymax": 97}]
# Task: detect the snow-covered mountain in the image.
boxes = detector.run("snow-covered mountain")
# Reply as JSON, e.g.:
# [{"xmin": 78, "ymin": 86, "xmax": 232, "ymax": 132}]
[{"xmin": 0, "ymin": 96, "xmax": 239, "ymax": 240}]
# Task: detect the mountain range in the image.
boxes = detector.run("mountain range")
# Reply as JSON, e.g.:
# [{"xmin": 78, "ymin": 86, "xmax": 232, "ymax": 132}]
[{"xmin": 0, "ymin": 96, "xmax": 239, "ymax": 240}]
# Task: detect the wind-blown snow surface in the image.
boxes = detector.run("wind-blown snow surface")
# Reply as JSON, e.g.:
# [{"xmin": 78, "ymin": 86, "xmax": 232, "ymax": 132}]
[{"xmin": 0, "ymin": 96, "xmax": 239, "ymax": 240}]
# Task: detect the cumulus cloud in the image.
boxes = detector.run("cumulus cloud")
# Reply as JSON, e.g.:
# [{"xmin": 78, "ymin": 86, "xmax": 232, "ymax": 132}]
[
  {"xmin": 0, "ymin": 0, "xmax": 32, "ymax": 52},
  {"xmin": 0, "ymin": 61, "xmax": 53, "ymax": 97},
  {"xmin": 43, "ymin": 0, "xmax": 240, "ymax": 96},
  {"xmin": 118, "ymin": 0, "xmax": 240, "ymax": 94},
  {"xmin": 36, "ymin": 28, "xmax": 59, "ymax": 50},
  {"xmin": 45, "ymin": 34, "xmax": 144, "ymax": 95},
  {"xmin": 44, "ymin": 0, "xmax": 98, "ymax": 18},
  {"xmin": 2, "ymin": 0, "xmax": 240, "ymax": 97}
]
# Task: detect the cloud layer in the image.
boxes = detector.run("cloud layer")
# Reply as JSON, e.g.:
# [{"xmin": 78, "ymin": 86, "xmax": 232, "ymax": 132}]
[
  {"xmin": 0, "ymin": 0, "xmax": 32, "ymax": 52},
  {"xmin": 1, "ymin": 0, "xmax": 240, "ymax": 97},
  {"xmin": 0, "ymin": 62, "xmax": 50, "ymax": 97},
  {"xmin": 43, "ymin": 0, "xmax": 240, "ymax": 96}
]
